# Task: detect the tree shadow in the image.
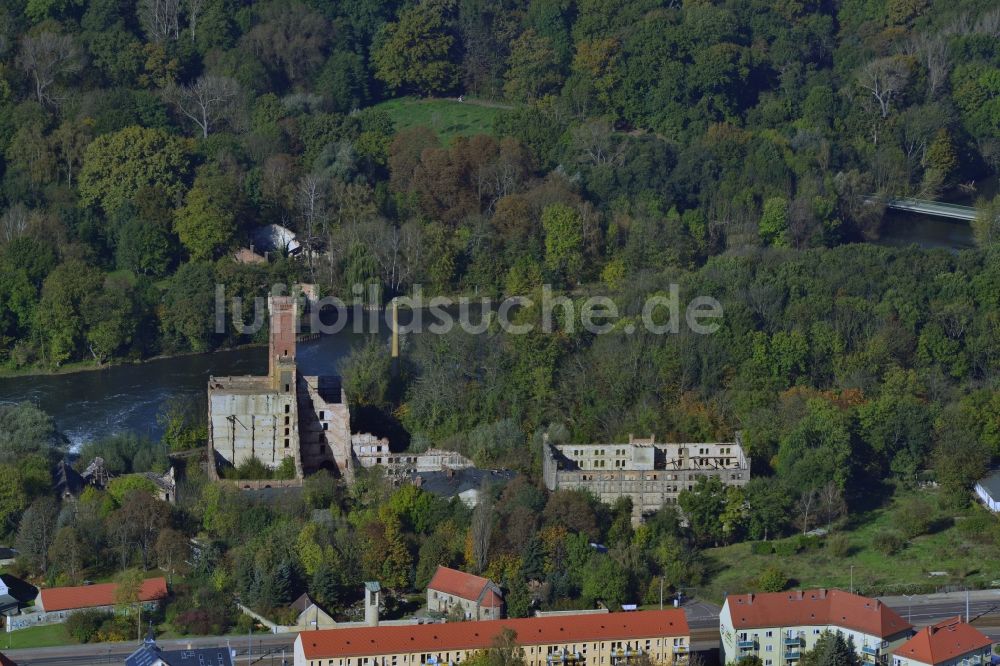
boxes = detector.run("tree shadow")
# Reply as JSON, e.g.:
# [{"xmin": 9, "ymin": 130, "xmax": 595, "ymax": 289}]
[{"xmin": 352, "ymin": 405, "xmax": 411, "ymax": 450}]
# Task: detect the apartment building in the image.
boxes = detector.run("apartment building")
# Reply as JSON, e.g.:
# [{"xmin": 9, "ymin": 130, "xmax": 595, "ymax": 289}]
[
  {"xmin": 720, "ymin": 589, "xmax": 913, "ymax": 666},
  {"xmin": 891, "ymin": 617, "xmax": 993, "ymax": 666},
  {"xmin": 293, "ymin": 609, "xmax": 690, "ymax": 666},
  {"xmin": 542, "ymin": 433, "xmax": 750, "ymax": 521}
]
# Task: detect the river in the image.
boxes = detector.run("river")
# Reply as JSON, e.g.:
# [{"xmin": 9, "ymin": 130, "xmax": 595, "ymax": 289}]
[
  {"xmin": 876, "ymin": 211, "xmax": 976, "ymax": 250},
  {"xmin": 0, "ymin": 327, "xmax": 387, "ymax": 449},
  {"xmin": 0, "ymin": 212, "xmax": 978, "ymax": 449}
]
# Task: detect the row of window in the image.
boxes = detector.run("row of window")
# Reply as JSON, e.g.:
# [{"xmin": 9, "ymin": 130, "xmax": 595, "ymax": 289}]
[{"xmin": 316, "ymin": 638, "xmax": 687, "ymax": 666}]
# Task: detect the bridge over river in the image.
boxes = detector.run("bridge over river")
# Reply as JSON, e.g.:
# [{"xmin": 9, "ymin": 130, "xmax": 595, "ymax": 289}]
[{"xmin": 868, "ymin": 196, "xmax": 978, "ymax": 221}]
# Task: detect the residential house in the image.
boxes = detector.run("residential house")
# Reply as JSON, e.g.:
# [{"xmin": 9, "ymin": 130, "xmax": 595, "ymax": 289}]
[
  {"xmin": 0, "ymin": 651, "xmax": 17, "ymax": 666},
  {"xmin": 974, "ymin": 471, "xmax": 1000, "ymax": 512},
  {"xmin": 293, "ymin": 609, "xmax": 691, "ymax": 666},
  {"xmin": 0, "ymin": 574, "xmax": 37, "ymax": 616},
  {"xmin": 891, "ymin": 617, "xmax": 993, "ymax": 666},
  {"xmin": 720, "ymin": 589, "xmax": 913, "ymax": 666},
  {"xmin": 292, "ymin": 592, "xmax": 337, "ymax": 630},
  {"xmin": 126, "ymin": 631, "xmax": 234, "ymax": 666},
  {"xmin": 36, "ymin": 577, "xmax": 168, "ymax": 621},
  {"xmin": 427, "ymin": 566, "xmax": 503, "ymax": 621}
]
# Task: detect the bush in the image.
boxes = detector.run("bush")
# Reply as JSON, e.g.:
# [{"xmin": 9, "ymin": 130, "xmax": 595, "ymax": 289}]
[
  {"xmin": 796, "ymin": 535, "xmax": 821, "ymax": 551},
  {"xmin": 872, "ymin": 531, "xmax": 905, "ymax": 555},
  {"xmin": 66, "ymin": 609, "xmax": 112, "ymax": 643},
  {"xmin": 773, "ymin": 539, "xmax": 801, "ymax": 557},
  {"xmin": 750, "ymin": 541, "xmax": 773, "ymax": 555},
  {"xmin": 896, "ymin": 497, "xmax": 933, "ymax": 538},
  {"xmin": 956, "ymin": 510, "xmax": 998, "ymax": 545},
  {"xmin": 826, "ymin": 533, "xmax": 851, "ymax": 558},
  {"xmin": 757, "ymin": 567, "xmax": 788, "ymax": 592}
]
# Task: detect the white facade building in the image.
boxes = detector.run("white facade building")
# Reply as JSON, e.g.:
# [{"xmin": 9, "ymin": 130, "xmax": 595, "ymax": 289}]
[{"xmin": 720, "ymin": 589, "xmax": 913, "ymax": 666}]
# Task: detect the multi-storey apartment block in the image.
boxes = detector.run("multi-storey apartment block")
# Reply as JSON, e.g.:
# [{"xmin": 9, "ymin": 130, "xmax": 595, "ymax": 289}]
[
  {"xmin": 293, "ymin": 609, "xmax": 690, "ymax": 666},
  {"xmin": 720, "ymin": 589, "xmax": 913, "ymax": 666}
]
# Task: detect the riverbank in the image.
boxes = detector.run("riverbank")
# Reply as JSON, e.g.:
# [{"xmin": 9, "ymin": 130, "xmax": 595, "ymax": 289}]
[{"xmin": 0, "ymin": 341, "xmax": 269, "ymax": 380}]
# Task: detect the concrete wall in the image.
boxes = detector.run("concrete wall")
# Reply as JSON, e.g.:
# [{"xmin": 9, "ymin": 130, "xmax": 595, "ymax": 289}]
[
  {"xmin": 209, "ymin": 387, "xmax": 299, "ymax": 470},
  {"xmin": 543, "ymin": 435, "xmax": 750, "ymax": 521},
  {"xmin": 299, "ymin": 376, "xmax": 352, "ymax": 479}
]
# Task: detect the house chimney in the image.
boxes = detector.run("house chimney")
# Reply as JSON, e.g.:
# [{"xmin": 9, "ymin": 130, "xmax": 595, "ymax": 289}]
[
  {"xmin": 748, "ymin": 593, "xmax": 754, "ymax": 604},
  {"xmin": 364, "ymin": 582, "xmax": 381, "ymax": 627}
]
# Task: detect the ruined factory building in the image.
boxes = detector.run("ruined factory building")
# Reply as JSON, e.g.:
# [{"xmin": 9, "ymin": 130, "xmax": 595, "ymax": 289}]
[
  {"xmin": 208, "ymin": 295, "xmax": 353, "ymax": 479},
  {"xmin": 542, "ymin": 433, "xmax": 750, "ymax": 522}
]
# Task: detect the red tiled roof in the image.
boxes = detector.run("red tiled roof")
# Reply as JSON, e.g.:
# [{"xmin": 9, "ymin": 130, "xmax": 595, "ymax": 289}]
[
  {"xmin": 39, "ymin": 577, "xmax": 167, "ymax": 613},
  {"xmin": 892, "ymin": 617, "xmax": 993, "ymax": 665},
  {"xmin": 725, "ymin": 589, "xmax": 912, "ymax": 638},
  {"xmin": 428, "ymin": 566, "xmax": 501, "ymax": 607},
  {"xmin": 298, "ymin": 609, "xmax": 689, "ymax": 659}
]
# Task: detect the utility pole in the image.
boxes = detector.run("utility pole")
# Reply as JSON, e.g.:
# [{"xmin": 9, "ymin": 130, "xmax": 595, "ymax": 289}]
[
  {"xmin": 659, "ymin": 578, "xmax": 663, "ymax": 610},
  {"xmin": 966, "ymin": 589, "xmax": 970, "ymax": 623}
]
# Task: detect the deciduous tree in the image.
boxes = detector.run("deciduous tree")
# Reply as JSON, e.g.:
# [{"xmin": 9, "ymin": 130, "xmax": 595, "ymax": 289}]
[{"xmin": 373, "ymin": 0, "xmax": 458, "ymax": 95}]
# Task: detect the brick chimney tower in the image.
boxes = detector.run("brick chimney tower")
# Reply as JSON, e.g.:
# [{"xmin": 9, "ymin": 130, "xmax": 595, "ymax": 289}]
[{"xmin": 268, "ymin": 295, "xmax": 297, "ymax": 392}]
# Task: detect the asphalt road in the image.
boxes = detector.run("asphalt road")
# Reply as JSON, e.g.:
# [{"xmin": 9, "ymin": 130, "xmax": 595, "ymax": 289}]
[{"xmin": 5, "ymin": 633, "xmax": 297, "ymax": 666}]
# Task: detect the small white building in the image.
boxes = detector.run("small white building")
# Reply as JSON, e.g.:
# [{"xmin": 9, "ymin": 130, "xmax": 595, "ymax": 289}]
[
  {"xmin": 720, "ymin": 589, "xmax": 913, "ymax": 666},
  {"xmin": 891, "ymin": 617, "xmax": 992, "ymax": 666},
  {"xmin": 973, "ymin": 471, "xmax": 1000, "ymax": 512}
]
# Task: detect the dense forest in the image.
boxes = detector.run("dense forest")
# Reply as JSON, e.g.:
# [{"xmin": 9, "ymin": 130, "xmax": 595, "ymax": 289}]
[
  {"xmin": 0, "ymin": 0, "xmax": 999, "ymax": 366},
  {"xmin": 0, "ymin": 0, "xmax": 998, "ymax": 644}
]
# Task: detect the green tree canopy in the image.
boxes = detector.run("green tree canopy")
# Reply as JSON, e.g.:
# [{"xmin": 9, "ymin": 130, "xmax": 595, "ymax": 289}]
[{"xmin": 78, "ymin": 126, "xmax": 192, "ymax": 214}]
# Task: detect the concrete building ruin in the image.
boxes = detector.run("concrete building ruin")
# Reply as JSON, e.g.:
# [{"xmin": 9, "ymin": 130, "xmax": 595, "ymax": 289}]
[
  {"xmin": 207, "ymin": 296, "xmax": 353, "ymax": 479},
  {"xmin": 351, "ymin": 433, "xmax": 474, "ymax": 481},
  {"xmin": 542, "ymin": 433, "xmax": 751, "ymax": 522}
]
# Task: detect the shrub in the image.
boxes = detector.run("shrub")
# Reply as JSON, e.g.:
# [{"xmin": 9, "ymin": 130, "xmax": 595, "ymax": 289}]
[
  {"xmin": 757, "ymin": 567, "xmax": 788, "ymax": 592},
  {"xmin": 956, "ymin": 510, "xmax": 998, "ymax": 545},
  {"xmin": 896, "ymin": 497, "xmax": 933, "ymax": 538},
  {"xmin": 66, "ymin": 609, "xmax": 112, "ymax": 643},
  {"xmin": 872, "ymin": 530, "xmax": 905, "ymax": 555},
  {"xmin": 826, "ymin": 533, "xmax": 851, "ymax": 558},
  {"xmin": 796, "ymin": 535, "xmax": 821, "ymax": 551},
  {"xmin": 750, "ymin": 541, "xmax": 773, "ymax": 555},
  {"xmin": 773, "ymin": 539, "xmax": 801, "ymax": 557}
]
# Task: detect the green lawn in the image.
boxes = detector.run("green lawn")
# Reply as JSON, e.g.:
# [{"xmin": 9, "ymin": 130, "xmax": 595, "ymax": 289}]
[
  {"xmin": 4, "ymin": 622, "xmax": 76, "ymax": 649},
  {"xmin": 700, "ymin": 489, "xmax": 1000, "ymax": 603},
  {"xmin": 373, "ymin": 97, "xmax": 505, "ymax": 142}
]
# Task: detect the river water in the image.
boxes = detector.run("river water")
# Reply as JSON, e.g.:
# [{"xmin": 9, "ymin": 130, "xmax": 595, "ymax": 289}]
[
  {"xmin": 876, "ymin": 211, "xmax": 975, "ymax": 250},
  {"xmin": 0, "ymin": 328, "xmax": 387, "ymax": 449},
  {"xmin": 0, "ymin": 213, "xmax": 977, "ymax": 448}
]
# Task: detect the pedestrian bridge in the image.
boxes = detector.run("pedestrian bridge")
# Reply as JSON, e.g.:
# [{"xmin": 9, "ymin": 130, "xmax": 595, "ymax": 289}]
[{"xmin": 867, "ymin": 196, "xmax": 977, "ymax": 221}]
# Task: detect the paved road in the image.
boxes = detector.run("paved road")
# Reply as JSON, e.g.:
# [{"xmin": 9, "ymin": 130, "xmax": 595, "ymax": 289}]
[
  {"xmin": 879, "ymin": 589, "xmax": 1000, "ymax": 625},
  {"xmin": 5, "ymin": 633, "xmax": 297, "ymax": 666}
]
